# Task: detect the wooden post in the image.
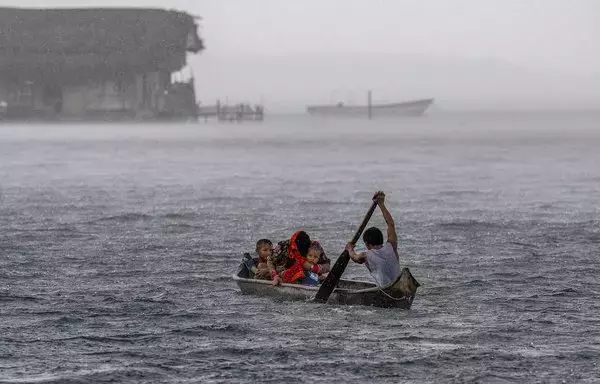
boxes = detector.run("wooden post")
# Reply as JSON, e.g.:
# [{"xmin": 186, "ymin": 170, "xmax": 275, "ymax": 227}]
[
  {"xmin": 367, "ymin": 90, "xmax": 372, "ymax": 120},
  {"xmin": 216, "ymin": 99, "xmax": 221, "ymax": 122}
]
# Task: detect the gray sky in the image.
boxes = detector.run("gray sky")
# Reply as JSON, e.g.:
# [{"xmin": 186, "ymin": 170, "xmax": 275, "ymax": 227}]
[
  {"xmin": 200, "ymin": 0, "xmax": 599, "ymax": 72},
  {"xmin": 3, "ymin": 0, "xmax": 599, "ymax": 109}
]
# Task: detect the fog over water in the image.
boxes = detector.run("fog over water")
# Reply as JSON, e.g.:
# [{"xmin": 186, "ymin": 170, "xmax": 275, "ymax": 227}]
[{"xmin": 2, "ymin": 0, "xmax": 599, "ymax": 111}]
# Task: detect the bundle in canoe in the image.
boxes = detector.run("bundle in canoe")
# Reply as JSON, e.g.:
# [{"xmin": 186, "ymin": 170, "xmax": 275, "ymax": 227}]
[{"xmin": 233, "ymin": 258, "xmax": 420, "ymax": 309}]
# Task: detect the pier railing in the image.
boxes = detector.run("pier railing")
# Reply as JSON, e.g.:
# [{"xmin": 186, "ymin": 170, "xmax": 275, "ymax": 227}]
[{"xmin": 197, "ymin": 101, "xmax": 264, "ymax": 122}]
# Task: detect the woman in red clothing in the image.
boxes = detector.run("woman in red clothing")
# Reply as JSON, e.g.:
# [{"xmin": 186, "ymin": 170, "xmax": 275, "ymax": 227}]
[{"xmin": 267, "ymin": 231, "xmax": 330, "ymax": 285}]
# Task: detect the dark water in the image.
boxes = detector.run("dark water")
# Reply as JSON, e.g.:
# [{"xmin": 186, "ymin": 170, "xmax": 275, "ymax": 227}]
[{"xmin": 1, "ymin": 113, "xmax": 599, "ymax": 383}]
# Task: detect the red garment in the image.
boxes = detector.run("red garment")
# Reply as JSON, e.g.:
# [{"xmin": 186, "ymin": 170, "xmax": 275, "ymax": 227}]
[{"xmin": 280, "ymin": 231, "xmax": 307, "ymax": 284}]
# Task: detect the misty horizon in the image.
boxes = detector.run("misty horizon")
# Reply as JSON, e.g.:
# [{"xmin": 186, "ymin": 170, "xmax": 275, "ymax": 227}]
[
  {"xmin": 2, "ymin": 0, "xmax": 599, "ymax": 112},
  {"xmin": 189, "ymin": 52, "xmax": 600, "ymax": 112}
]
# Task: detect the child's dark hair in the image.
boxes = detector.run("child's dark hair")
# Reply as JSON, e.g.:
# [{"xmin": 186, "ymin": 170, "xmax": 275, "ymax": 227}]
[
  {"xmin": 255, "ymin": 238, "xmax": 273, "ymax": 252},
  {"xmin": 363, "ymin": 227, "xmax": 384, "ymax": 246}
]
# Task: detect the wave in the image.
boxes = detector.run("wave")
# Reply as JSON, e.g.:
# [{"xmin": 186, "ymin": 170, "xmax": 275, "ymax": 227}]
[
  {"xmin": 0, "ymin": 366, "xmax": 168, "ymax": 384},
  {"xmin": 164, "ymin": 223, "xmax": 203, "ymax": 230},
  {"xmin": 3, "ymin": 331, "xmax": 161, "ymax": 345},
  {"xmin": 0, "ymin": 294, "xmax": 41, "ymax": 303},
  {"xmin": 508, "ymin": 241, "xmax": 539, "ymax": 249},
  {"xmin": 90, "ymin": 213, "xmax": 153, "ymax": 223},
  {"xmin": 63, "ymin": 333, "xmax": 162, "ymax": 344},
  {"xmin": 172, "ymin": 323, "xmax": 249, "ymax": 337},
  {"xmin": 7, "ymin": 226, "xmax": 81, "ymax": 234},
  {"xmin": 133, "ymin": 297, "xmax": 176, "ymax": 305},
  {"xmin": 55, "ymin": 315, "xmax": 85, "ymax": 324},
  {"xmin": 435, "ymin": 219, "xmax": 507, "ymax": 230},
  {"xmin": 549, "ymin": 287, "xmax": 579, "ymax": 297},
  {"xmin": 462, "ymin": 279, "xmax": 492, "ymax": 287},
  {"xmin": 435, "ymin": 189, "xmax": 487, "ymax": 197},
  {"xmin": 487, "ymin": 271, "xmax": 523, "ymax": 279},
  {"xmin": 160, "ymin": 212, "xmax": 202, "ymax": 220},
  {"xmin": 297, "ymin": 200, "xmax": 355, "ymax": 207}
]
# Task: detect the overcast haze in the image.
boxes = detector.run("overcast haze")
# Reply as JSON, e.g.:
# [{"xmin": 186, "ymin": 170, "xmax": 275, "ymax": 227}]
[{"xmin": 2, "ymin": 0, "xmax": 599, "ymax": 111}]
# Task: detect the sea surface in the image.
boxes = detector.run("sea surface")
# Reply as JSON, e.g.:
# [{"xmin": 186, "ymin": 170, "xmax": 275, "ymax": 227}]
[{"xmin": 1, "ymin": 112, "xmax": 599, "ymax": 383}]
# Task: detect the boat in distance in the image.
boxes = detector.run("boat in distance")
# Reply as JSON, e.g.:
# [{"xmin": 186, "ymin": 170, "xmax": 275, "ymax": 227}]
[
  {"xmin": 306, "ymin": 98, "xmax": 434, "ymax": 118},
  {"xmin": 233, "ymin": 260, "xmax": 420, "ymax": 309}
]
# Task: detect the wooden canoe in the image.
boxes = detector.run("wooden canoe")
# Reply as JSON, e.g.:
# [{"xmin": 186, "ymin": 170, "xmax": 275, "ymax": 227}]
[{"xmin": 233, "ymin": 260, "xmax": 420, "ymax": 309}]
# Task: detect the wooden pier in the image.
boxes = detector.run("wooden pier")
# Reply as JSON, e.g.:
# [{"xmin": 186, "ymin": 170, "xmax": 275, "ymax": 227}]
[{"xmin": 197, "ymin": 100, "xmax": 264, "ymax": 122}]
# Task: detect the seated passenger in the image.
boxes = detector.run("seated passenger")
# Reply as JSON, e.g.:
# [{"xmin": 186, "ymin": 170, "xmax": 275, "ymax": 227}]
[
  {"xmin": 300, "ymin": 241, "xmax": 329, "ymax": 285},
  {"xmin": 268, "ymin": 231, "xmax": 331, "ymax": 285},
  {"xmin": 251, "ymin": 238, "xmax": 273, "ymax": 280},
  {"xmin": 268, "ymin": 231, "xmax": 332, "ymax": 285}
]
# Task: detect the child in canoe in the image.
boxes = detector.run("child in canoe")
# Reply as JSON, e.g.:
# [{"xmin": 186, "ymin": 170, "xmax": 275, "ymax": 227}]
[
  {"xmin": 268, "ymin": 231, "xmax": 331, "ymax": 285},
  {"xmin": 249, "ymin": 238, "xmax": 273, "ymax": 280},
  {"xmin": 275, "ymin": 232, "xmax": 329, "ymax": 285},
  {"xmin": 300, "ymin": 241, "xmax": 329, "ymax": 286}
]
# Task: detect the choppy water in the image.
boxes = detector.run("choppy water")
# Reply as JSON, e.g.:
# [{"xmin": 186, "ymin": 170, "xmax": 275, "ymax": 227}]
[{"xmin": 1, "ymin": 112, "xmax": 599, "ymax": 383}]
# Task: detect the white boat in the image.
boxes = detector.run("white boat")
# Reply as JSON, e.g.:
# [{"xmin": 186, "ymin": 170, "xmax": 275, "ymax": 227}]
[{"xmin": 307, "ymin": 93, "xmax": 434, "ymax": 118}]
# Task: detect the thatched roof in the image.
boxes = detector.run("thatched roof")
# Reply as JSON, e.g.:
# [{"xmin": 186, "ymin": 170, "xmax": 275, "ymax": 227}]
[{"xmin": 0, "ymin": 7, "xmax": 204, "ymax": 73}]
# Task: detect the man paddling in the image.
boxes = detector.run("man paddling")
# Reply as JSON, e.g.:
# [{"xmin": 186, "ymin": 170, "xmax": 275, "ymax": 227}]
[{"xmin": 345, "ymin": 191, "xmax": 400, "ymax": 286}]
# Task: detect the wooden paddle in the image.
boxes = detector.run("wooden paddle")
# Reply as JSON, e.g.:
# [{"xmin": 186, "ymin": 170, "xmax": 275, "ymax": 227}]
[{"xmin": 313, "ymin": 199, "xmax": 378, "ymax": 303}]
